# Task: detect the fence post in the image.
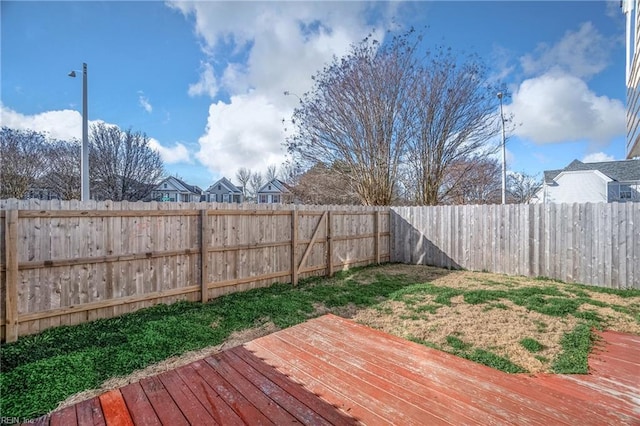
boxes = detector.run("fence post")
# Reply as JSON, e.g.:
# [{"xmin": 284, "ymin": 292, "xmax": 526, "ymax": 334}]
[
  {"xmin": 200, "ymin": 209, "xmax": 209, "ymax": 303},
  {"xmin": 5, "ymin": 209, "xmax": 19, "ymax": 342},
  {"xmin": 291, "ymin": 208, "xmax": 298, "ymax": 286},
  {"xmin": 374, "ymin": 210, "xmax": 380, "ymax": 264},
  {"xmin": 327, "ymin": 210, "xmax": 334, "ymax": 277}
]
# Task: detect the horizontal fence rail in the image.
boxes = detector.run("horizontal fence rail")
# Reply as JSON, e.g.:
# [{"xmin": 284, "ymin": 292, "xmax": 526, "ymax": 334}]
[
  {"xmin": 0, "ymin": 199, "xmax": 390, "ymax": 342},
  {"xmin": 391, "ymin": 203, "xmax": 639, "ymax": 290}
]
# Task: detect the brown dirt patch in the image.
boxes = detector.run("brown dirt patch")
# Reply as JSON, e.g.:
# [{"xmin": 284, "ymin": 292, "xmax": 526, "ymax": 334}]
[{"xmin": 54, "ymin": 321, "xmax": 279, "ymax": 412}]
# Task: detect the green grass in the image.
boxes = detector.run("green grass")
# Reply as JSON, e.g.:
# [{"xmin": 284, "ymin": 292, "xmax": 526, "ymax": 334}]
[
  {"xmin": 466, "ymin": 349, "xmax": 526, "ymax": 373},
  {"xmin": 446, "ymin": 335, "xmax": 472, "ymax": 351},
  {"xmin": 552, "ymin": 323, "xmax": 594, "ymax": 374},
  {"xmin": 520, "ymin": 337, "xmax": 544, "ymax": 353},
  {"xmin": 0, "ymin": 266, "xmax": 411, "ymax": 420}
]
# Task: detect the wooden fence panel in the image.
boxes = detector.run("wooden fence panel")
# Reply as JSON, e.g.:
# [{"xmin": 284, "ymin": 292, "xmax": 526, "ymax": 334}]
[
  {"xmin": 390, "ymin": 203, "xmax": 639, "ymax": 289},
  {"xmin": 0, "ymin": 200, "xmax": 392, "ymax": 341}
]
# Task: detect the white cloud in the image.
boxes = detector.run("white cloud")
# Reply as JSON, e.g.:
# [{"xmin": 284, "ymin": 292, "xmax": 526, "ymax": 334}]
[
  {"xmin": 188, "ymin": 62, "xmax": 219, "ymax": 98},
  {"xmin": 168, "ymin": 1, "xmax": 386, "ymax": 178},
  {"xmin": 520, "ymin": 22, "xmax": 617, "ymax": 79},
  {"xmin": 1, "ymin": 104, "xmax": 88, "ymax": 141},
  {"xmin": 195, "ymin": 95, "xmax": 288, "ymax": 178},
  {"xmin": 1, "ymin": 104, "xmax": 192, "ymax": 164},
  {"xmin": 138, "ymin": 91, "xmax": 153, "ymax": 113},
  {"xmin": 504, "ymin": 71, "xmax": 625, "ymax": 147},
  {"xmin": 582, "ymin": 152, "xmax": 616, "ymax": 163},
  {"xmin": 148, "ymin": 138, "xmax": 191, "ymax": 164}
]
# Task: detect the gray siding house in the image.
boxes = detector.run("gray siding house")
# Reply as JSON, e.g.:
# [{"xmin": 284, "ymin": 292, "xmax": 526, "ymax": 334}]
[
  {"xmin": 205, "ymin": 177, "xmax": 244, "ymax": 203},
  {"xmin": 534, "ymin": 159, "xmax": 640, "ymax": 203},
  {"xmin": 150, "ymin": 176, "xmax": 203, "ymax": 202},
  {"xmin": 256, "ymin": 178, "xmax": 293, "ymax": 204}
]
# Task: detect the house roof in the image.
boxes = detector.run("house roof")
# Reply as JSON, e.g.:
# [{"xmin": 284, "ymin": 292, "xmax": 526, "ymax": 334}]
[
  {"xmin": 257, "ymin": 178, "xmax": 292, "ymax": 194},
  {"xmin": 544, "ymin": 159, "xmax": 640, "ymax": 183},
  {"xmin": 206, "ymin": 177, "xmax": 242, "ymax": 193},
  {"xmin": 156, "ymin": 176, "xmax": 202, "ymax": 194}
]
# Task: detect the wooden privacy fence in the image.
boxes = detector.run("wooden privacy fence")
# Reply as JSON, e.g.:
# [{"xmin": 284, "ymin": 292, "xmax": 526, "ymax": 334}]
[
  {"xmin": 391, "ymin": 203, "xmax": 639, "ymax": 289},
  {"xmin": 1, "ymin": 200, "xmax": 390, "ymax": 342}
]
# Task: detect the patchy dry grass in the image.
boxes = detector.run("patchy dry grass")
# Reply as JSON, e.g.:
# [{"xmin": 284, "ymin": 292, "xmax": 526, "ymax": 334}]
[{"xmin": 350, "ymin": 264, "xmax": 640, "ymax": 374}]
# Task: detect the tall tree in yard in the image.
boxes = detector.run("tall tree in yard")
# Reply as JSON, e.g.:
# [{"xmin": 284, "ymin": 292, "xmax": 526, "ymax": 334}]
[
  {"xmin": 408, "ymin": 48, "xmax": 500, "ymax": 205},
  {"xmin": 287, "ymin": 29, "xmax": 501, "ymax": 206},
  {"xmin": 0, "ymin": 127, "xmax": 48, "ymax": 199},
  {"xmin": 89, "ymin": 123, "xmax": 164, "ymax": 201},
  {"xmin": 42, "ymin": 140, "xmax": 81, "ymax": 200},
  {"xmin": 286, "ymin": 31, "xmax": 419, "ymax": 206}
]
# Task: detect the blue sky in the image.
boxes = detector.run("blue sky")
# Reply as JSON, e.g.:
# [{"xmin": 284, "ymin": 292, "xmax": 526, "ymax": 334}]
[{"xmin": 1, "ymin": 1, "xmax": 628, "ymax": 190}]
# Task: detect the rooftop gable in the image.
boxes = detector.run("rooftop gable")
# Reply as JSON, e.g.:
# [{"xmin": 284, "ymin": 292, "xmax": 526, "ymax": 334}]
[
  {"xmin": 544, "ymin": 159, "xmax": 640, "ymax": 182},
  {"xmin": 156, "ymin": 176, "xmax": 202, "ymax": 194},
  {"xmin": 206, "ymin": 177, "xmax": 242, "ymax": 193},
  {"xmin": 258, "ymin": 178, "xmax": 292, "ymax": 194}
]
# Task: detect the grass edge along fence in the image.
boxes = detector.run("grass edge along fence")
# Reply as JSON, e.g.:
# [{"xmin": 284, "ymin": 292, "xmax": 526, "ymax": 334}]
[{"xmin": 1, "ymin": 199, "xmax": 390, "ymax": 342}]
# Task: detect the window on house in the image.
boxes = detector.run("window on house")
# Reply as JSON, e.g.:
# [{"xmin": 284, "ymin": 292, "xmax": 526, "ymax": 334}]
[
  {"xmin": 223, "ymin": 194, "xmax": 229, "ymax": 202},
  {"xmin": 620, "ymin": 190, "xmax": 632, "ymax": 199},
  {"xmin": 259, "ymin": 194, "xmax": 268, "ymax": 203},
  {"xmin": 268, "ymin": 185, "xmax": 272, "ymax": 190},
  {"xmin": 164, "ymin": 183, "xmax": 167, "ymax": 188},
  {"xmin": 272, "ymin": 194, "xmax": 280, "ymax": 203},
  {"xmin": 218, "ymin": 185, "xmax": 221, "ymax": 190}
]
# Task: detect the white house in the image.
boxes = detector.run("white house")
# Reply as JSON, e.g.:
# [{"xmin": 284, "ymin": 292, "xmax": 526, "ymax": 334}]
[
  {"xmin": 534, "ymin": 159, "xmax": 640, "ymax": 203},
  {"xmin": 150, "ymin": 176, "xmax": 203, "ymax": 202},
  {"xmin": 205, "ymin": 177, "xmax": 244, "ymax": 203},
  {"xmin": 256, "ymin": 178, "xmax": 294, "ymax": 204}
]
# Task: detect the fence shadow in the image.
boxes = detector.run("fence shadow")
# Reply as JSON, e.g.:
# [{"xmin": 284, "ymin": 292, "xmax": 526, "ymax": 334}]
[{"xmin": 390, "ymin": 209, "xmax": 461, "ymax": 270}]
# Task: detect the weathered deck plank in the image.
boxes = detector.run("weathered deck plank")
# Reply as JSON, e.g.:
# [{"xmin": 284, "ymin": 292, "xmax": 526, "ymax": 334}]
[{"xmin": 36, "ymin": 314, "xmax": 640, "ymax": 425}]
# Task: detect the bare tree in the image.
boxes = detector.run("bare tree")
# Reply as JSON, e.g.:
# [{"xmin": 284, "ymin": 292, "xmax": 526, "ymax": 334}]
[
  {"xmin": 265, "ymin": 164, "xmax": 278, "ymax": 181},
  {"xmin": 248, "ymin": 171, "xmax": 264, "ymax": 202},
  {"xmin": 280, "ymin": 160, "xmax": 302, "ymax": 186},
  {"xmin": 408, "ymin": 48, "xmax": 501, "ymax": 205},
  {"xmin": 42, "ymin": 140, "xmax": 81, "ymax": 200},
  {"xmin": 440, "ymin": 157, "xmax": 501, "ymax": 205},
  {"xmin": 292, "ymin": 162, "xmax": 360, "ymax": 205},
  {"xmin": 0, "ymin": 127, "xmax": 48, "ymax": 199},
  {"xmin": 89, "ymin": 123, "xmax": 164, "ymax": 201},
  {"xmin": 508, "ymin": 171, "xmax": 541, "ymax": 204},
  {"xmin": 235, "ymin": 167, "xmax": 251, "ymax": 197},
  {"xmin": 287, "ymin": 31, "xmax": 419, "ymax": 206}
]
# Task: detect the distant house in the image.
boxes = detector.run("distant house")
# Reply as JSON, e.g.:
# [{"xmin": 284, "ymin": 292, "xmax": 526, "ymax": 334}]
[
  {"xmin": 150, "ymin": 176, "xmax": 203, "ymax": 202},
  {"xmin": 205, "ymin": 177, "xmax": 244, "ymax": 203},
  {"xmin": 534, "ymin": 159, "xmax": 640, "ymax": 203},
  {"xmin": 256, "ymin": 178, "xmax": 294, "ymax": 204}
]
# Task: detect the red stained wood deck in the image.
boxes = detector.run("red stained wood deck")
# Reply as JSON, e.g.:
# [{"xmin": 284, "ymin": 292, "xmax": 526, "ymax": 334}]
[{"xmin": 31, "ymin": 314, "xmax": 639, "ymax": 425}]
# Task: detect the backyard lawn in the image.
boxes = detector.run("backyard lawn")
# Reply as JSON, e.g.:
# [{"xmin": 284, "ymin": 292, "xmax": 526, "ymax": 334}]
[{"xmin": 1, "ymin": 263, "xmax": 639, "ymax": 420}]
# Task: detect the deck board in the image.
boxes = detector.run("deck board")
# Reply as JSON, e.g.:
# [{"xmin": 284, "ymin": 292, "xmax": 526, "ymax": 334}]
[
  {"xmin": 119, "ymin": 382, "xmax": 161, "ymax": 426},
  {"xmin": 75, "ymin": 398, "xmax": 105, "ymax": 426},
  {"xmin": 37, "ymin": 314, "xmax": 640, "ymax": 425}
]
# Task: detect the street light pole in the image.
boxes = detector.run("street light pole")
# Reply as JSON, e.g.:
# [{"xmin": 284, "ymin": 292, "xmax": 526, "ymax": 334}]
[
  {"xmin": 69, "ymin": 63, "xmax": 89, "ymax": 202},
  {"xmin": 497, "ymin": 92, "xmax": 506, "ymax": 205},
  {"xmin": 81, "ymin": 63, "xmax": 89, "ymax": 202}
]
